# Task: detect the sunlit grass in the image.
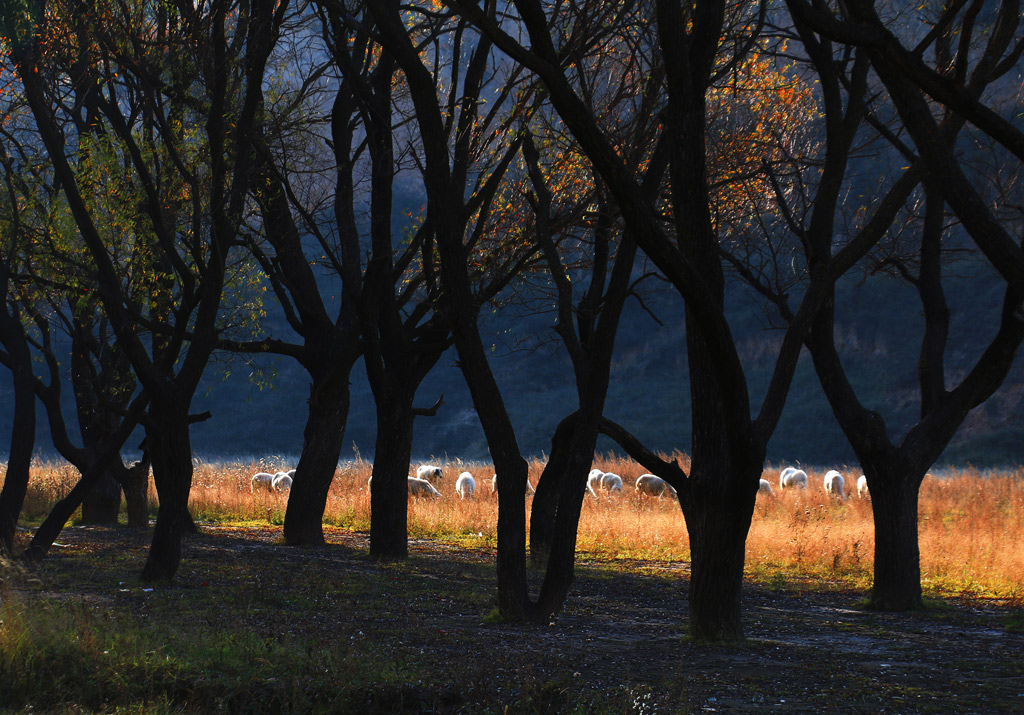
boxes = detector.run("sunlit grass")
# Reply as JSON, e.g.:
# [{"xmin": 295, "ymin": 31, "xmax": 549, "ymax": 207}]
[{"xmin": 7, "ymin": 454, "xmax": 1024, "ymax": 600}]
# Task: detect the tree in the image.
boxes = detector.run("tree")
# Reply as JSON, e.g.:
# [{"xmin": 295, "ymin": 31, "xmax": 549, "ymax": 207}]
[
  {"xmin": 0, "ymin": 127, "xmax": 36, "ymax": 555},
  {"xmin": 3, "ymin": 0, "xmax": 290, "ymax": 580},
  {"xmin": 342, "ymin": 2, "xmax": 540, "ymax": 561},
  {"xmin": 445, "ymin": 0, "xmax": 900, "ymax": 639},
  {"xmin": 782, "ymin": 0, "xmax": 1024, "ymax": 610}
]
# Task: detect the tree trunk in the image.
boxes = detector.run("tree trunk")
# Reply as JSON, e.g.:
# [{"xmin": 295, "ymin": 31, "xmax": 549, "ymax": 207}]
[
  {"xmin": 120, "ymin": 458, "xmax": 151, "ymax": 528},
  {"xmin": 283, "ymin": 373, "xmax": 353, "ymax": 546},
  {"xmin": 140, "ymin": 401, "xmax": 194, "ymax": 583},
  {"xmin": 683, "ymin": 485, "xmax": 755, "ymax": 640},
  {"xmin": 529, "ymin": 412, "xmax": 579, "ymax": 566},
  {"xmin": 0, "ymin": 307, "xmax": 35, "ymax": 556},
  {"xmin": 23, "ymin": 450, "xmax": 123, "ymax": 561},
  {"xmin": 80, "ymin": 469, "xmax": 122, "ymax": 524},
  {"xmin": 368, "ymin": 391, "xmax": 414, "ymax": 560},
  {"xmin": 867, "ymin": 468, "xmax": 925, "ymax": 610},
  {"xmin": 533, "ymin": 436, "xmax": 599, "ymax": 621}
]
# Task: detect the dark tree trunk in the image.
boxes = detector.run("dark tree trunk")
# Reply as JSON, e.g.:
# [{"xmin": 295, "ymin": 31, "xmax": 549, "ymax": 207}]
[
  {"xmin": 0, "ymin": 306, "xmax": 35, "ymax": 556},
  {"xmin": 23, "ymin": 450, "xmax": 124, "ymax": 561},
  {"xmin": 865, "ymin": 467, "xmax": 925, "ymax": 610},
  {"xmin": 368, "ymin": 391, "xmax": 414, "ymax": 560},
  {"xmin": 120, "ymin": 458, "xmax": 151, "ymax": 528},
  {"xmin": 683, "ymin": 482, "xmax": 756, "ymax": 640},
  {"xmin": 80, "ymin": 469, "xmax": 122, "ymax": 524},
  {"xmin": 283, "ymin": 372, "xmax": 353, "ymax": 546},
  {"xmin": 140, "ymin": 401, "xmax": 195, "ymax": 583},
  {"xmin": 529, "ymin": 412, "xmax": 580, "ymax": 566},
  {"xmin": 533, "ymin": 426, "xmax": 601, "ymax": 621}
]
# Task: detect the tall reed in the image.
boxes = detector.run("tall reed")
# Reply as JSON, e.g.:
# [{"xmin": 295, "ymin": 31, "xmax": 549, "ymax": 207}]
[{"xmin": 8, "ymin": 455, "xmax": 1023, "ymax": 599}]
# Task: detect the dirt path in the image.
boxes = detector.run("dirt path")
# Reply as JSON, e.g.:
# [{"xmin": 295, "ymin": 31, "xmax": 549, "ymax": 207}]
[{"xmin": 18, "ymin": 523, "xmax": 1024, "ymax": 713}]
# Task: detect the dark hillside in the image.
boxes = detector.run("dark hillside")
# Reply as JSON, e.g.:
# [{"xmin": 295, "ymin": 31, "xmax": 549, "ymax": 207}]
[{"xmin": 3, "ymin": 257, "xmax": 1022, "ymax": 468}]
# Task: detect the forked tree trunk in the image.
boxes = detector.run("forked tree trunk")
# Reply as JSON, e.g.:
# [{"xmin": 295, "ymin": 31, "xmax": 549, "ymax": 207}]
[
  {"xmin": 283, "ymin": 374, "xmax": 353, "ymax": 546},
  {"xmin": 368, "ymin": 391, "xmax": 414, "ymax": 560},
  {"xmin": 140, "ymin": 403, "xmax": 195, "ymax": 583},
  {"xmin": 866, "ymin": 467, "xmax": 925, "ymax": 610}
]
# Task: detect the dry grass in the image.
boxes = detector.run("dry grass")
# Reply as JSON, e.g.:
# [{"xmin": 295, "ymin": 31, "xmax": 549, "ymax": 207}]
[{"xmin": 9, "ymin": 454, "xmax": 1024, "ymax": 599}]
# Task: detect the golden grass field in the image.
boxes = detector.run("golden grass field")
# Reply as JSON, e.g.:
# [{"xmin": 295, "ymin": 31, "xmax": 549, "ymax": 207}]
[{"xmin": 13, "ymin": 454, "xmax": 1024, "ymax": 601}]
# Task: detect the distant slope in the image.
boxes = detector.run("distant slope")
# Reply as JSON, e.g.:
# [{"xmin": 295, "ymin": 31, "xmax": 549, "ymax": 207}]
[{"xmin": 3, "ymin": 258, "xmax": 1022, "ymax": 468}]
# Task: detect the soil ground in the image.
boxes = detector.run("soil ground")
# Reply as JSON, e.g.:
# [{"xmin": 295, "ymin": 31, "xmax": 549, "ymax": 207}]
[{"xmin": 9, "ymin": 523, "xmax": 1024, "ymax": 713}]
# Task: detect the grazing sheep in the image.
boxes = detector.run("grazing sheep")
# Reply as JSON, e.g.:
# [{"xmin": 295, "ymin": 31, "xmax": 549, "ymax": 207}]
[
  {"xmin": 823, "ymin": 470, "xmax": 846, "ymax": 499},
  {"xmin": 857, "ymin": 474, "xmax": 869, "ymax": 499},
  {"xmin": 416, "ymin": 464, "xmax": 444, "ymax": 482},
  {"xmin": 456, "ymin": 471, "xmax": 477, "ymax": 500},
  {"xmin": 272, "ymin": 472, "xmax": 293, "ymax": 492},
  {"xmin": 758, "ymin": 478, "xmax": 775, "ymax": 497},
  {"xmin": 490, "ymin": 472, "xmax": 536, "ymax": 496},
  {"xmin": 600, "ymin": 472, "xmax": 624, "ymax": 494},
  {"xmin": 779, "ymin": 467, "xmax": 808, "ymax": 490},
  {"xmin": 408, "ymin": 476, "xmax": 442, "ymax": 499},
  {"xmin": 250, "ymin": 472, "xmax": 275, "ymax": 492},
  {"xmin": 635, "ymin": 473, "xmax": 677, "ymax": 498},
  {"xmin": 587, "ymin": 469, "xmax": 604, "ymax": 498}
]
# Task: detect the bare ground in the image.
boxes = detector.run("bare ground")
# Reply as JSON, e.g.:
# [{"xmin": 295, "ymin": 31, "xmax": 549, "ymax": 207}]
[{"xmin": 12, "ymin": 523, "xmax": 1024, "ymax": 714}]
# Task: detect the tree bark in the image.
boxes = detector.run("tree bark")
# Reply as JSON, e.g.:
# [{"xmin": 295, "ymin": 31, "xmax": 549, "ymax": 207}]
[
  {"xmin": 865, "ymin": 467, "xmax": 925, "ymax": 610},
  {"xmin": 683, "ymin": 481, "xmax": 756, "ymax": 640},
  {"xmin": 0, "ymin": 305, "xmax": 35, "ymax": 556},
  {"xmin": 120, "ymin": 457, "xmax": 151, "ymax": 528},
  {"xmin": 283, "ymin": 370, "xmax": 353, "ymax": 546},
  {"xmin": 368, "ymin": 390, "xmax": 414, "ymax": 560},
  {"xmin": 529, "ymin": 411, "xmax": 579, "ymax": 566},
  {"xmin": 140, "ymin": 399, "xmax": 195, "ymax": 583},
  {"xmin": 533, "ymin": 425, "xmax": 600, "ymax": 620},
  {"xmin": 80, "ymin": 470, "xmax": 122, "ymax": 524}
]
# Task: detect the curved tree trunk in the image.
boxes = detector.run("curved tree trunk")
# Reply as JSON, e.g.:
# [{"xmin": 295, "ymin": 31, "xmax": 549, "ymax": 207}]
[
  {"xmin": 140, "ymin": 401, "xmax": 194, "ymax": 583},
  {"xmin": 528, "ymin": 412, "xmax": 579, "ymax": 566},
  {"xmin": 533, "ymin": 426, "xmax": 600, "ymax": 621},
  {"xmin": 368, "ymin": 390, "xmax": 414, "ymax": 560},
  {"xmin": 283, "ymin": 372, "xmax": 353, "ymax": 546}
]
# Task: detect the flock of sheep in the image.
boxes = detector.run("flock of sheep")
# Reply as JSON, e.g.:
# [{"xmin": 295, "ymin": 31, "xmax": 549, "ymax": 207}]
[
  {"xmin": 249, "ymin": 469, "xmax": 295, "ymax": 493},
  {"xmin": 250, "ymin": 463, "xmax": 868, "ymax": 501},
  {"xmin": 760, "ymin": 466, "xmax": 870, "ymax": 500}
]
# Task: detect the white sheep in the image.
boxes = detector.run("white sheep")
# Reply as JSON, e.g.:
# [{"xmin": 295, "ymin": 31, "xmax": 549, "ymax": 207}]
[
  {"xmin": 456, "ymin": 471, "xmax": 477, "ymax": 500},
  {"xmin": 408, "ymin": 476, "xmax": 442, "ymax": 499},
  {"xmin": 635, "ymin": 473, "xmax": 677, "ymax": 498},
  {"xmin": 823, "ymin": 470, "xmax": 846, "ymax": 499},
  {"xmin": 416, "ymin": 464, "xmax": 444, "ymax": 482},
  {"xmin": 490, "ymin": 472, "xmax": 536, "ymax": 496},
  {"xmin": 272, "ymin": 472, "xmax": 293, "ymax": 492},
  {"xmin": 250, "ymin": 471, "xmax": 275, "ymax": 492},
  {"xmin": 758, "ymin": 478, "xmax": 775, "ymax": 497},
  {"xmin": 600, "ymin": 471, "xmax": 623, "ymax": 494},
  {"xmin": 587, "ymin": 469, "xmax": 604, "ymax": 498},
  {"xmin": 857, "ymin": 474, "xmax": 869, "ymax": 499},
  {"xmin": 779, "ymin": 467, "xmax": 808, "ymax": 490}
]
